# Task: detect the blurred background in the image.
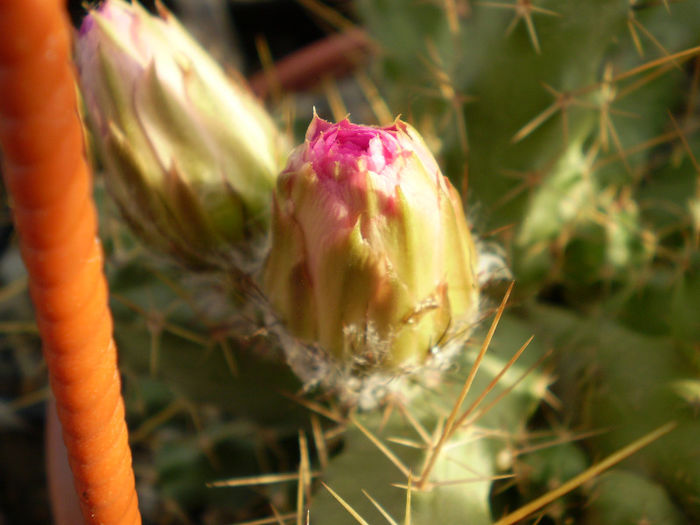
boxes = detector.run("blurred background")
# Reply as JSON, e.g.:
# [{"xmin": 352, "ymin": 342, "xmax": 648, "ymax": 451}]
[{"xmin": 1, "ymin": 0, "xmax": 699, "ymax": 523}]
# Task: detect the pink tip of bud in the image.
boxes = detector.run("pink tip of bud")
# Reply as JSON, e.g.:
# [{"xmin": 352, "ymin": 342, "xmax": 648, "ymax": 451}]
[
  {"xmin": 300, "ymin": 115, "xmax": 417, "ymax": 215},
  {"xmin": 79, "ymin": 1, "xmax": 152, "ymax": 66},
  {"xmin": 306, "ymin": 115, "xmax": 404, "ymax": 179},
  {"xmin": 78, "ymin": 13, "xmax": 95, "ymax": 36},
  {"xmin": 80, "ymin": 1, "xmax": 133, "ymax": 35}
]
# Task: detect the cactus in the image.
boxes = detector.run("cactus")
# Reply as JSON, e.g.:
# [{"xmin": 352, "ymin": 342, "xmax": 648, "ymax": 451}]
[
  {"xmin": 2, "ymin": 0, "xmax": 699, "ymax": 523},
  {"xmin": 346, "ymin": 0, "xmax": 700, "ymax": 521},
  {"xmin": 585, "ymin": 469, "xmax": 686, "ymax": 525}
]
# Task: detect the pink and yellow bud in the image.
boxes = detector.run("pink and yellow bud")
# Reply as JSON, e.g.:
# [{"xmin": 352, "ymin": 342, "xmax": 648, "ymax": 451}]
[{"xmin": 264, "ymin": 115, "xmax": 479, "ymax": 371}]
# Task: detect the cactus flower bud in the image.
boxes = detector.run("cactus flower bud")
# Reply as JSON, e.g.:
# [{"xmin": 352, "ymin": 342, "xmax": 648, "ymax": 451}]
[
  {"xmin": 76, "ymin": 0, "xmax": 287, "ymax": 269},
  {"xmin": 264, "ymin": 115, "xmax": 479, "ymax": 378}
]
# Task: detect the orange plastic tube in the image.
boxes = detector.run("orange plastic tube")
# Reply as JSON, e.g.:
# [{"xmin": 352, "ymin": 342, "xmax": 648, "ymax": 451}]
[{"xmin": 0, "ymin": 1, "xmax": 141, "ymax": 524}]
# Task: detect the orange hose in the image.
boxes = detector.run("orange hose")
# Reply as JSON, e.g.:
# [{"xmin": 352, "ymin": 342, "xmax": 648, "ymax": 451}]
[{"xmin": 0, "ymin": 1, "xmax": 141, "ymax": 524}]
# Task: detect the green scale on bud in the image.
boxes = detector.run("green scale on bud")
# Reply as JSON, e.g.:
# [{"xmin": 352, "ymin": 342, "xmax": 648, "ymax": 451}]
[
  {"xmin": 77, "ymin": 0, "xmax": 287, "ymax": 270},
  {"xmin": 264, "ymin": 115, "xmax": 480, "ymax": 399}
]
